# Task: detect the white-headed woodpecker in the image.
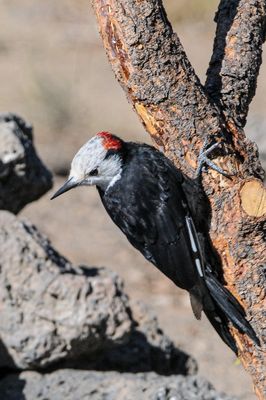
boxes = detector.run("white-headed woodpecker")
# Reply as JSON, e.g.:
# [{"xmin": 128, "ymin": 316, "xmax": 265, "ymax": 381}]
[{"xmin": 51, "ymin": 132, "xmax": 259, "ymax": 353}]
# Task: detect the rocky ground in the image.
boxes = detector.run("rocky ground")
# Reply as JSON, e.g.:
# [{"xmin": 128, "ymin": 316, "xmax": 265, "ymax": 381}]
[
  {"xmin": 0, "ymin": 1, "xmax": 265, "ymax": 398},
  {"xmin": 0, "ymin": 371, "xmax": 236, "ymax": 400}
]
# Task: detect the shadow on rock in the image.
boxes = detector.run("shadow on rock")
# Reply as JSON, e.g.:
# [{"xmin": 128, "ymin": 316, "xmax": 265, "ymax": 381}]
[
  {"xmin": 79, "ymin": 330, "xmax": 194, "ymax": 376},
  {"xmin": 41, "ymin": 300, "xmax": 196, "ymax": 377},
  {"xmin": 0, "ymin": 340, "xmax": 26, "ymax": 400},
  {"xmin": 0, "ymin": 374, "xmax": 26, "ymax": 400}
]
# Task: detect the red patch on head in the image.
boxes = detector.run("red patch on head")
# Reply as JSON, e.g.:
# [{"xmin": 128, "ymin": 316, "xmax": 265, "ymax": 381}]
[{"xmin": 97, "ymin": 131, "xmax": 122, "ymax": 150}]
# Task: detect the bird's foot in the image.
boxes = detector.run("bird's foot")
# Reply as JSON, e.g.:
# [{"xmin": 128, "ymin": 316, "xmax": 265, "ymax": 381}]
[{"xmin": 196, "ymin": 137, "xmax": 232, "ymax": 179}]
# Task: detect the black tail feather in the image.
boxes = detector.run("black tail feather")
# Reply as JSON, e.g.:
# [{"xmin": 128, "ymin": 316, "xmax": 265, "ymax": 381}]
[
  {"xmin": 203, "ymin": 307, "xmax": 238, "ymax": 353},
  {"xmin": 205, "ymin": 270, "xmax": 260, "ymax": 348}
]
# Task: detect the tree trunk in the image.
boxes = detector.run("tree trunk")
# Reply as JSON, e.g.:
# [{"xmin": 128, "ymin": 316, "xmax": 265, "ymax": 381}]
[{"xmin": 91, "ymin": 0, "xmax": 266, "ymax": 397}]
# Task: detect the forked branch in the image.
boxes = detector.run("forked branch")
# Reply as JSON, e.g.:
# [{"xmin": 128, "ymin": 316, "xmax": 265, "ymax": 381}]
[{"xmin": 92, "ymin": 0, "xmax": 266, "ymax": 398}]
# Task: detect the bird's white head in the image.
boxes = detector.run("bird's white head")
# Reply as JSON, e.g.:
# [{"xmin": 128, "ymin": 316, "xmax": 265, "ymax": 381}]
[{"xmin": 51, "ymin": 132, "xmax": 123, "ymax": 199}]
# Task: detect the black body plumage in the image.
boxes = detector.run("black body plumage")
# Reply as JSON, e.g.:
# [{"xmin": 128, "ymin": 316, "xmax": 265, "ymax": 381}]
[
  {"xmin": 98, "ymin": 142, "xmax": 259, "ymax": 352},
  {"xmin": 51, "ymin": 133, "xmax": 259, "ymax": 352},
  {"xmin": 99, "ymin": 143, "xmax": 201, "ymax": 290}
]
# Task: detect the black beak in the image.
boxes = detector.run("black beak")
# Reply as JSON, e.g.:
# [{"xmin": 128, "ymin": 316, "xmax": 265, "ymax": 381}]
[{"xmin": 50, "ymin": 178, "xmax": 78, "ymax": 200}]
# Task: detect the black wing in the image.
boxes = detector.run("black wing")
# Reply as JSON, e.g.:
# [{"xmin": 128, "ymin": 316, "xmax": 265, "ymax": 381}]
[
  {"xmin": 99, "ymin": 143, "xmax": 260, "ymax": 351},
  {"xmin": 99, "ymin": 143, "xmax": 203, "ymax": 291}
]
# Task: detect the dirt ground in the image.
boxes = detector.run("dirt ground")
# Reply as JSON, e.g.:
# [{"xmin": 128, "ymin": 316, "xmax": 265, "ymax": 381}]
[{"xmin": 1, "ymin": 0, "xmax": 265, "ymax": 398}]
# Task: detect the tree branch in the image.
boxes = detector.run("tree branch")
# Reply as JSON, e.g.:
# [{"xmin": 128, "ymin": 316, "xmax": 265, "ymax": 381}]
[
  {"xmin": 92, "ymin": 0, "xmax": 266, "ymax": 397},
  {"xmin": 205, "ymin": 0, "xmax": 266, "ymax": 128},
  {"xmin": 92, "ymin": 0, "xmax": 225, "ymax": 177}
]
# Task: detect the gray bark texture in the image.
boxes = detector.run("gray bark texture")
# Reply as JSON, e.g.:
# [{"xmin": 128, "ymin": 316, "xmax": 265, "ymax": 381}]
[
  {"xmin": 206, "ymin": 0, "xmax": 266, "ymax": 127},
  {"xmin": 91, "ymin": 0, "xmax": 266, "ymax": 397},
  {"xmin": 0, "ymin": 113, "xmax": 52, "ymax": 214},
  {"xmin": 0, "ymin": 370, "xmax": 237, "ymax": 400}
]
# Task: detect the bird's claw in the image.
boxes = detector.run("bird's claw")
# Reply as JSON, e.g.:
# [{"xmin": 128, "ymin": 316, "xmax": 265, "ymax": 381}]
[{"xmin": 196, "ymin": 138, "xmax": 233, "ymax": 179}]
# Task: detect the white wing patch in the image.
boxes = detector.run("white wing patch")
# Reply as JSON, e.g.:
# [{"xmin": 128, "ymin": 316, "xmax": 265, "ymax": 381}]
[
  {"xmin": 185, "ymin": 216, "xmax": 204, "ymax": 278},
  {"xmin": 195, "ymin": 258, "xmax": 203, "ymax": 277}
]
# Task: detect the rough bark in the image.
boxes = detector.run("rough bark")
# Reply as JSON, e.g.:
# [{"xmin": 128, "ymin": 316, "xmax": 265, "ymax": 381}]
[
  {"xmin": 206, "ymin": 0, "xmax": 266, "ymax": 128},
  {"xmin": 92, "ymin": 0, "xmax": 266, "ymax": 398}
]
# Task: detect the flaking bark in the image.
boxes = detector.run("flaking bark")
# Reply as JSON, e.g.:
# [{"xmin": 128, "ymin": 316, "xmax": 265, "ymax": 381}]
[
  {"xmin": 206, "ymin": 0, "xmax": 266, "ymax": 128},
  {"xmin": 92, "ymin": 0, "xmax": 266, "ymax": 397}
]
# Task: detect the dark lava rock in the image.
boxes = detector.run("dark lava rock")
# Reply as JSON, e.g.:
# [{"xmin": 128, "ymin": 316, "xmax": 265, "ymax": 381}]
[
  {"xmin": 0, "ymin": 211, "xmax": 194, "ymax": 375},
  {"xmin": 0, "ymin": 113, "xmax": 52, "ymax": 213},
  {"xmin": 0, "ymin": 211, "xmax": 132, "ymax": 369}
]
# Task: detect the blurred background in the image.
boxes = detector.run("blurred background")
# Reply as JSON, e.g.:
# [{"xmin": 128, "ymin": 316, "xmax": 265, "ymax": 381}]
[{"xmin": 0, "ymin": 1, "xmax": 265, "ymax": 398}]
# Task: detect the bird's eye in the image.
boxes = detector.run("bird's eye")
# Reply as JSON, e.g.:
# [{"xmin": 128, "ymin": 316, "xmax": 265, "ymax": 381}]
[{"xmin": 89, "ymin": 168, "xmax": 98, "ymax": 176}]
